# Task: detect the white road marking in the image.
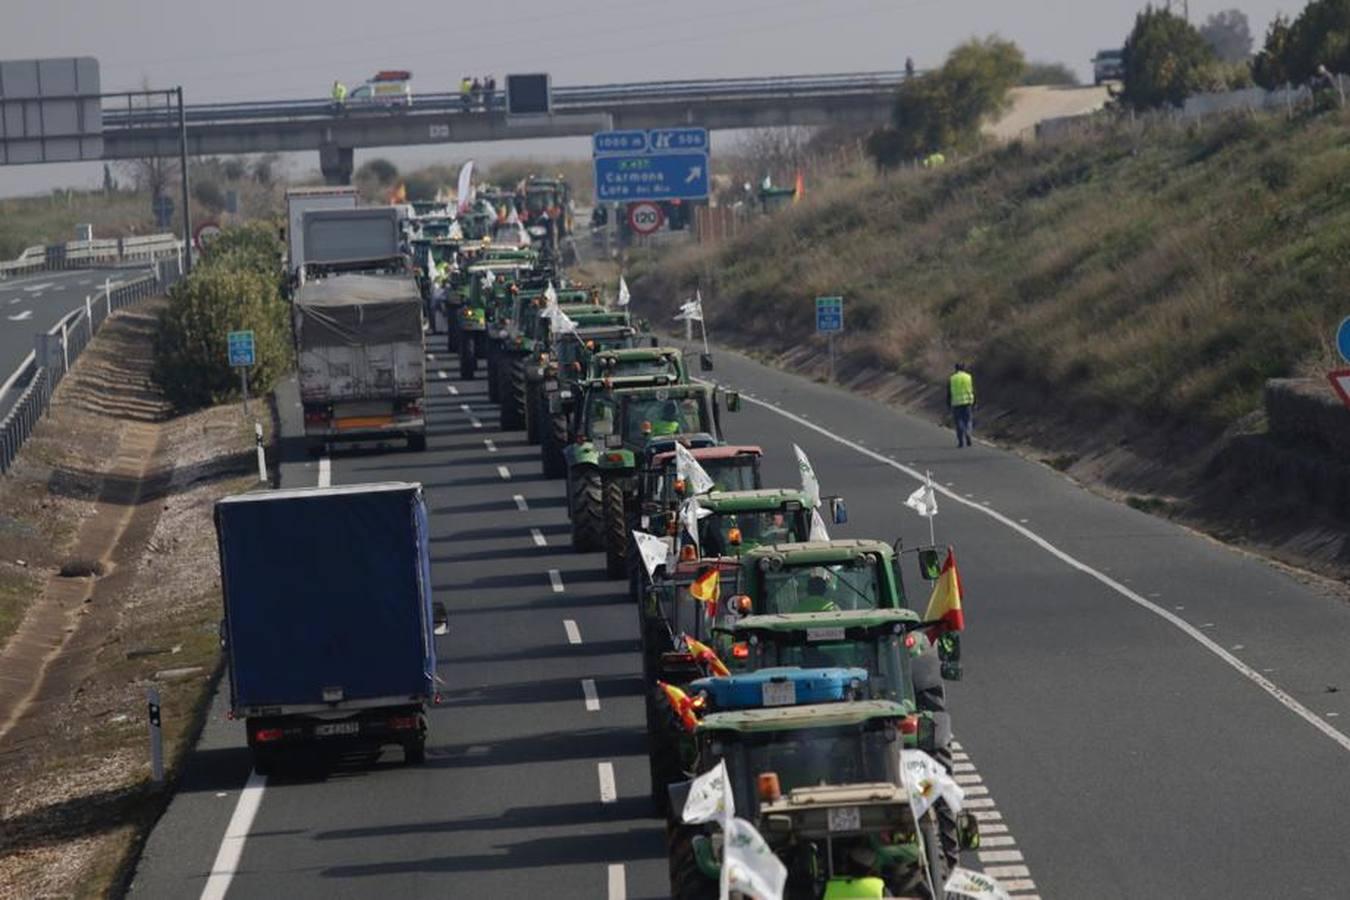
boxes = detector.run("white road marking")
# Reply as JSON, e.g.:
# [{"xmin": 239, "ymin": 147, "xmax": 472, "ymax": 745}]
[
  {"xmin": 607, "ymin": 864, "xmax": 626, "ymax": 900},
  {"xmin": 447, "ymin": 385, "xmax": 459, "ymax": 395},
  {"xmin": 972, "ymin": 810, "xmax": 1003, "ymax": 822},
  {"xmin": 485, "ymin": 439, "xmax": 497, "ymax": 453},
  {"xmin": 981, "ymin": 823, "xmax": 1009, "ymax": 835},
  {"xmin": 564, "ymin": 619, "xmax": 582, "ymax": 644},
  {"xmin": 460, "ymin": 403, "xmax": 473, "ymax": 414},
  {"xmin": 581, "ymin": 678, "xmax": 599, "ymax": 711},
  {"xmin": 531, "ymin": 528, "xmax": 547, "ymax": 547},
  {"xmin": 318, "ymin": 456, "xmax": 331, "ymax": 488},
  {"xmin": 6, "ymin": 310, "xmax": 32, "ymax": 321},
  {"xmin": 964, "ymin": 784, "xmax": 990, "ymax": 796},
  {"xmin": 513, "ymin": 494, "xmax": 528, "ymax": 511},
  {"xmin": 7, "ymin": 298, "xmax": 19, "ymax": 305},
  {"xmin": 739, "ymin": 391, "xmax": 1350, "ymax": 755},
  {"xmin": 22, "ymin": 282, "xmax": 53, "ymax": 292},
  {"xmin": 963, "ymin": 797, "xmax": 996, "ymax": 809},
  {"xmin": 198, "ymin": 772, "xmax": 267, "ymax": 900},
  {"xmin": 549, "ymin": 569, "xmax": 564, "ymax": 593},
  {"xmin": 597, "ymin": 762, "xmax": 617, "ymax": 803},
  {"xmin": 984, "ymin": 865, "xmax": 1031, "ymax": 879},
  {"xmin": 953, "ymin": 762, "xmax": 976, "ymax": 773},
  {"xmin": 497, "ymin": 465, "xmax": 511, "ymax": 480},
  {"xmin": 954, "ymin": 773, "xmax": 983, "ymax": 785},
  {"xmin": 980, "ymin": 834, "xmax": 1016, "ymax": 847},
  {"xmin": 470, "ymin": 417, "xmax": 483, "ymax": 429},
  {"xmin": 979, "ymin": 849, "xmax": 1024, "ymax": 864},
  {"xmin": 438, "ymin": 369, "xmax": 448, "ymax": 379},
  {"xmin": 427, "ymin": 353, "xmax": 435, "ymax": 361}
]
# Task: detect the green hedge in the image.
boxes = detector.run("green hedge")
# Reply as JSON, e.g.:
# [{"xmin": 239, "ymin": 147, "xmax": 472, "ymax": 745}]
[{"xmin": 154, "ymin": 224, "xmax": 292, "ymax": 410}]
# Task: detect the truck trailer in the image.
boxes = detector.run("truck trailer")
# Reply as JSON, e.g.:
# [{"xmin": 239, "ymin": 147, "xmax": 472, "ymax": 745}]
[{"xmin": 215, "ymin": 482, "xmax": 444, "ymax": 774}]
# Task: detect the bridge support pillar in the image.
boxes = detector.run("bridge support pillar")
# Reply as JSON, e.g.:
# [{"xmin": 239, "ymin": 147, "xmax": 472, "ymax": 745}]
[{"xmin": 319, "ymin": 143, "xmax": 354, "ymax": 185}]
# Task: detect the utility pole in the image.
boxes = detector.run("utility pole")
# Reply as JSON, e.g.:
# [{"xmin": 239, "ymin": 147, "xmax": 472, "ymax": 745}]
[{"xmin": 176, "ymin": 86, "xmax": 193, "ymax": 274}]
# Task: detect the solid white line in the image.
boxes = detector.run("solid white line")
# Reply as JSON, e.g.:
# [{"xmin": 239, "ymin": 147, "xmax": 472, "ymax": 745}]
[
  {"xmin": 597, "ymin": 762, "xmax": 617, "ymax": 803},
  {"xmin": 549, "ymin": 569, "xmax": 565, "ymax": 593},
  {"xmin": 485, "ymin": 439, "xmax": 497, "ymax": 453},
  {"xmin": 317, "ymin": 456, "xmax": 331, "ymax": 488},
  {"xmin": 564, "ymin": 619, "xmax": 582, "ymax": 644},
  {"xmin": 979, "ymin": 849, "xmax": 1024, "ymax": 864},
  {"xmin": 607, "ymin": 864, "xmax": 626, "ymax": 900},
  {"xmin": 198, "ymin": 771, "xmax": 267, "ymax": 900},
  {"xmin": 582, "ymin": 678, "xmax": 599, "ymax": 711},
  {"xmin": 497, "ymin": 465, "xmax": 511, "ymax": 480},
  {"xmin": 513, "ymin": 494, "xmax": 528, "ymax": 511},
  {"xmin": 531, "ymin": 528, "xmax": 548, "ymax": 547},
  {"xmin": 739, "ymin": 391, "xmax": 1350, "ymax": 754}
]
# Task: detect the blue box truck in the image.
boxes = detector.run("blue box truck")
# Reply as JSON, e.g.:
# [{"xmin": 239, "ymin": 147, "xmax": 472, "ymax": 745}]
[{"xmin": 214, "ymin": 482, "xmax": 444, "ymax": 774}]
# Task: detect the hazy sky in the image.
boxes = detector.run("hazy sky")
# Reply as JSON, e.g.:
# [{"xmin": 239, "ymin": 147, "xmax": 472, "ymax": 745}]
[{"xmin": 1, "ymin": 0, "xmax": 1299, "ymax": 199}]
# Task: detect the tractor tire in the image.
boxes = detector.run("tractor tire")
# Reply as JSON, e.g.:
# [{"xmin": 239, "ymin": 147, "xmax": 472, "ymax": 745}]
[
  {"xmin": 667, "ymin": 824, "xmax": 718, "ymax": 900},
  {"xmin": 920, "ymin": 810, "xmax": 949, "ymax": 899},
  {"xmin": 404, "ymin": 737, "xmax": 426, "ymax": 765},
  {"xmin": 525, "ymin": 382, "xmax": 543, "ymax": 444},
  {"xmin": 913, "ymin": 648, "xmax": 961, "ymax": 870},
  {"xmin": 500, "ymin": 367, "xmax": 525, "ymax": 430},
  {"xmin": 459, "ymin": 336, "xmax": 477, "ymax": 380},
  {"xmin": 541, "ymin": 414, "xmax": 568, "ymax": 479},
  {"xmin": 486, "ymin": 351, "xmax": 501, "ymax": 403},
  {"xmin": 570, "ymin": 467, "xmax": 604, "ymax": 552},
  {"xmin": 603, "ymin": 479, "xmax": 629, "ymax": 579},
  {"xmin": 647, "ymin": 687, "xmax": 685, "ymax": 816}
]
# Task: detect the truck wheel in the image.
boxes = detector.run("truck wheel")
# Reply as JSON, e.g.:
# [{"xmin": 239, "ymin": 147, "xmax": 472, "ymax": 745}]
[
  {"xmin": 570, "ymin": 467, "xmax": 604, "ymax": 552},
  {"xmin": 913, "ymin": 649, "xmax": 960, "ymax": 869},
  {"xmin": 525, "ymin": 383, "xmax": 543, "ymax": 445},
  {"xmin": 603, "ymin": 479, "xmax": 629, "ymax": 579},
  {"xmin": 407, "ymin": 433, "xmax": 427, "ymax": 452},
  {"xmin": 459, "ymin": 338, "xmax": 477, "ymax": 379},
  {"xmin": 541, "ymin": 415, "xmax": 568, "ymax": 479},
  {"xmin": 404, "ymin": 738, "xmax": 426, "ymax": 765},
  {"xmin": 647, "ymin": 688, "xmax": 685, "ymax": 816},
  {"xmin": 667, "ymin": 824, "xmax": 717, "ymax": 900}
]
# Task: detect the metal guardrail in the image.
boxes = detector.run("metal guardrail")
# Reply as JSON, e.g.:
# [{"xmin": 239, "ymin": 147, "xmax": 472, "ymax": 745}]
[
  {"xmin": 0, "ymin": 259, "xmax": 183, "ymax": 474},
  {"xmin": 101, "ymin": 71, "xmax": 916, "ymax": 130},
  {"xmin": 0, "ymin": 233, "xmax": 182, "ymax": 278}
]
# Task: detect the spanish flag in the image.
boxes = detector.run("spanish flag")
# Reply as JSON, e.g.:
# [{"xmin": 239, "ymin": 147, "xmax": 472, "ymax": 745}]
[
  {"xmin": 689, "ymin": 566, "xmax": 720, "ymax": 619},
  {"xmin": 657, "ymin": 681, "xmax": 704, "ymax": 732},
  {"xmin": 922, "ymin": 547, "xmax": 965, "ymax": 633},
  {"xmin": 684, "ymin": 634, "xmax": 730, "ymax": 677}
]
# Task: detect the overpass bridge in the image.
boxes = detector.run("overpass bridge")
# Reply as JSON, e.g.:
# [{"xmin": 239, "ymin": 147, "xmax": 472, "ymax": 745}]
[{"xmin": 101, "ymin": 71, "xmax": 910, "ymax": 183}]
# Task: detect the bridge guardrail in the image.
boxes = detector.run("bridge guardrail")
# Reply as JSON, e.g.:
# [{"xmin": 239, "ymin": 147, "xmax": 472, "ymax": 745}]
[
  {"xmin": 0, "ymin": 234, "xmax": 182, "ymax": 278},
  {"xmin": 0, "ymin": 259, "xmax": 183, "ymax": 474}
]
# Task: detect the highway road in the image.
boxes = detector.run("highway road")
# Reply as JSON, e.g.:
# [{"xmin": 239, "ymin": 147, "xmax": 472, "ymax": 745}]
[
  {"xmin": 0, "ymin": 267, "xmax": 150, "ymax": 418},
  {"xmin": 129, "ymin": 343, "xmax": 1350, "ymax": 899}
]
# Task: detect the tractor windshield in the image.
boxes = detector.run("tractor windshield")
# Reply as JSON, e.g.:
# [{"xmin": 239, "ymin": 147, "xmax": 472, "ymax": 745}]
[
  {"xmin": 611, "ymin": 357, "xmax": 681, "ymax": 379},
  {"xmin": 717, "ymin": 722, "xmax": 900, "ymax": 812},
  {"xmin": 585, "ymin": 396, "xmax": 619, "ymax": 441},
  {"xmin": 761, "ymin": 558, "xmax": 883, "ymax": 614},
  {"xmin": 700, "ymin": 510, "xmax": 807, "ymax": 555},
  {"xmin": 654, "ymin": 457, "xmax": 759, "ymax": 506},
  {"xmin": 620, "ymin": 393, "xmax": 709, "ymax": 440}
]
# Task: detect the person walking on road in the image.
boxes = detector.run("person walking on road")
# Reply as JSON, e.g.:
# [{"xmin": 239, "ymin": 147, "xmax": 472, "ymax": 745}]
[{"xmin": 948, "ymin": 362, "xmax": 975, "ymax": 448}]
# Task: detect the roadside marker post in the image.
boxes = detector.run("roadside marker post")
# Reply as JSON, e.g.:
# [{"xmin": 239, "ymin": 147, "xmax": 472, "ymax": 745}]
[
  {"xmin": 815, "ymin": 296, "xmax": 844, "ymax": 383},
  {"xmin": 255, "ymin": 422, "xmax": 266, "ymax": 484},
  {"xmin": 147, "ymin": 686, "xmax": 164, "ymax": 783}
]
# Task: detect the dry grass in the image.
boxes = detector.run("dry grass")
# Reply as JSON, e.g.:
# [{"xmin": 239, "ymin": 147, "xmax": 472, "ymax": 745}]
[{"xmin": 634, "ymin": 107, "xmax": 1350, "ymax": 431}]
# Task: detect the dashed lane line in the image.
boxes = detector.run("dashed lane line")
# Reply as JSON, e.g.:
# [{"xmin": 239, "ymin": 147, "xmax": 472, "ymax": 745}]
[
  {"xmin": 548, "ymin": 569, "xmax": 564, "ymax": 593},
  {"xmin": 437, "ymin": 369, "xmax": 448, "ymax": 380},
  {"xmin": 597, "ymin": 762, "xmax": 617, "ymax": 803},
  {"xmin": 607, "ymin": 864, "xmax": 626, "ymax": 900},
  {"xmin": 485, "ymin": 439, "xmax": 497, "ymax": 453},
  {"xmin": 563, "ymin": 619, "xmax": 582, "ymax": 644},
  {"xmin": 947, "ymin": 740, "xmax": 1040, "ymax": 897},
  {"xmin": 531, "ymin": 528, "xmax": 547, "ymax": 547},
  {"xmin": 735, "ymin": 389, "xmax": 1350, "ymax": 755},
  {"xmin": 497, "ymin": 465, "xmax": 511, "ymax": 480},
  {"xmin": 318, "ymin": 456, "xmax": 331, "ymax": 488},
  {"xmin": 446, "ymin": 385, "xmax": 459, "ymax": 395},
  {"xmin": 581, "ymin": 678, "xmax": 599, "ymax": 711},
  {"xmin": 513, "ymin": 494, "xmax": 528, "ymax": 511}
]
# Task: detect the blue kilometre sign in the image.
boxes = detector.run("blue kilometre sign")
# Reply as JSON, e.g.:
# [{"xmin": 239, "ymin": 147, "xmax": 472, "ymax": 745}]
[
  {"xmin": 228, "ymin": 330, "xmax": 256, "ymax": 367},
  {"xmin": 816, "ymin": 296, "xmax": 844, "ymax": 334},
  {"xmin": 593, "ymin": 127, "xmax": 710, "ymax": 202}
]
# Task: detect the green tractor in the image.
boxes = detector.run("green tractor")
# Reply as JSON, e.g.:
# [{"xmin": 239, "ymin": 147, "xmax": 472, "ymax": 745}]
[
  {"xmin": 667, "ymin": 701, "xmax": 950, "ymax": 899},
  {"xmin": 520, "ymin": 307, "xmax": 632, "ymax": 445},
  {"xmin": 454, "ymin": 256, "xmax": 535, "ymax": 378},
  {"xmin": 497, "ymin": 297, "xmax": 605, "ymax": 431},
  {"xmin": 564, "ymin": 380, "xmax": 737, "ymax": 574}
]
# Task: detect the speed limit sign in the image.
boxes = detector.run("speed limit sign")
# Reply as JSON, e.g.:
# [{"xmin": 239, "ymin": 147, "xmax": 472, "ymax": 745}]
[{"xmin": 627, "ymin": 201, "xmax": 665, "ymax": 236}]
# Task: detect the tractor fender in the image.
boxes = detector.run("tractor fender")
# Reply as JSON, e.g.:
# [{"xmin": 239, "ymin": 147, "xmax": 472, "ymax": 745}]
[{"xmin": 567, "ymin": 443, "xmax": 600, "ymax": 468}]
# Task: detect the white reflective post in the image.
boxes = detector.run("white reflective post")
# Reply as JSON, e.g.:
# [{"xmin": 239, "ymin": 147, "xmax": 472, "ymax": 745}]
[{"xmin": 147, "ymin": 686, "xmax": 164, "ymax": 783}]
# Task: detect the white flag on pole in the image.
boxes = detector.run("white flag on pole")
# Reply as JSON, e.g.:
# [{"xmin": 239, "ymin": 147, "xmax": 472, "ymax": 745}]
[
  {"xmin": 904, "ymin": 483, "xmax": 938, "ymax": 519},
  {"xmin": 617, "ymin": 275, "xmax": 631, "ymax": 307},
  {"xmin": 681, "ymin": 759, "xmax": 734, "ymax": 824},
  {"xmin": 675, "ymin": 293, "xmax": 704, "ymax": 322},
  {"xmin": 792, "ymin": 444, "xmax": 820, "ymax": 508},
  {"xmin": 448, "ymin": 220, "xmax": 463, "ymax": 240},
  {"xmin": 553, "ymin": 309, "xmax": 577, "ymax": 335},
  {"xmin": 809, "ymin": 508, "xmax": 830, "ymax": 542},
  {"xmin": 724, "ymin": 816, "xmax": 788, "ymax": 900},
  {"xmin": 901, "ymin": 748, "xmax": 964, "ymax": 818},
  {"xmin": 544, "ymin": 282, "xmax": 558, "ymax": 306},
  {"xmin": 506, "ymin": 204, "xmax": 520, "ymax": 225},
  {"xmin": 944, "ymin": 868, "xmax": 1013, "ymax": 900},
  {"xmin": 483, "ymin": 268, "xmax": 496, "ymax": 288},
  {"xmin": 675, "ymin": 443, "xmax": 715, "ymax": 495},
  {"xmin": 678, "ymin": 497, "xmax": 713, "ymax": 556},
  {"xmin": 632, "ymin": 530, "xmax": 671, "ymax": 579},
  {"xmin": 456, "ymin": 160, "xmax": 476, "ymax": 214}
]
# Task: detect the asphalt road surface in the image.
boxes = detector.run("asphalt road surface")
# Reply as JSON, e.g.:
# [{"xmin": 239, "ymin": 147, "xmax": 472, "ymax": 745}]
[
  {"xmin": 0, "ymin": 267, "xmax": 149, "ymax": 418},
  {"xmin": 129, "ymin": 343, "xmax": 1350, "ymax": 899}
]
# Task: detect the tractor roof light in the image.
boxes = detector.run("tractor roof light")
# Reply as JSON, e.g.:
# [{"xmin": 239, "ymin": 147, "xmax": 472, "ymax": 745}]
[
  {"xmin": 679, "ymin": 545, "xmax": 698, "ymax": 562},
  {"xmin": 757, "ymin": 772, "xmax": 782, "ymax": 803},
  {"xmin": 728, "ymin": 527, "xmax": 743, "ymax": 547},
  {"xmin": 674, "ymin": 477, "xmax": 687, "ymax": 495},
  {"xmin": 729, "ymin": 595, "xmax": 753, "ymax": 616}
]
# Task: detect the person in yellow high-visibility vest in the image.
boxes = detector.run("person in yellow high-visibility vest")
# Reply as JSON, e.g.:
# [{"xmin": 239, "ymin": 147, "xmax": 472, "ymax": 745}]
[
  {"xmin": 331, "ymin": 81, "xmax": 347, "ymax": 109},
  {"xmin": 948, "ymin": 363, "xmax": 975, "ymax": 448}
]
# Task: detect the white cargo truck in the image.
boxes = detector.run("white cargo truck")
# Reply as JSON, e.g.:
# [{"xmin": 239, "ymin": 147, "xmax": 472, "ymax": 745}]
[
  {"xmin": 294, "ymin": 274, "xmax": 427, "ymax": 452},
  {"xmin": 285, "ymin": 186, "xmax": 357, "ymax": 278}
]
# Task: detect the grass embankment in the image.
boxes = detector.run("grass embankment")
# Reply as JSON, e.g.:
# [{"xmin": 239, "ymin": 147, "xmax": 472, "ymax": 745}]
[
  {"xmin": 636, "ymin": 109, "xmax": 1349, "ymax": 432},
  {"xmin": 0, "ymin": 191, "xmax": 155, "ymax": 260}
]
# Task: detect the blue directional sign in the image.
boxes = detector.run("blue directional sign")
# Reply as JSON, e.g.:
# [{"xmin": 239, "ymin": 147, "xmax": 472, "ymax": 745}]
[
  {"xmin": 816, "ymin": 296, "xmax": 844, "ymax": 334},
  {"xmin": 227, "ymin": 330, "xmax": 256, "ymax": 367},
  {"xmin": 594, "ymin": 152, "xmax": 709, "ymax": 202},
  {"xmin": 1338, "ymin": 316, "xmax": 1350, "ymax": 364},
  {"xmin": 647, "ymin": 127, "xmax": 708, "ymax": 152}
]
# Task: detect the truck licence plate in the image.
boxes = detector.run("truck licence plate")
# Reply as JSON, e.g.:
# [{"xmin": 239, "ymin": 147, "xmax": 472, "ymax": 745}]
[
  {"xmin": 827, "ymin": 806, "xmax": 861, "ymax": 832},
  {"xmin": 761, "ymin": 681, "xmax": 797, "ymax": 707},
  {"xmin": 314, "ymin": 721, "xmax": 360, "ymax": 737}
]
